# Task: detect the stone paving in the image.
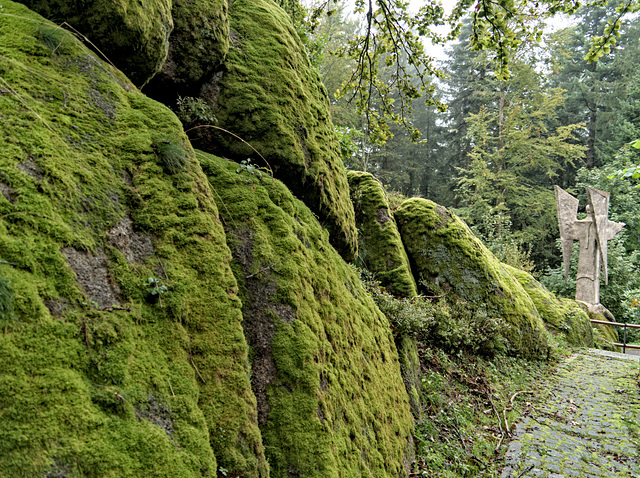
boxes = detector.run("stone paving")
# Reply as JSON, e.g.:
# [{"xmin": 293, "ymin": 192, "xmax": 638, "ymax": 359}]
[{"xmin": 501, "ymin": 349, "xmax": 640, "ymax": 478}]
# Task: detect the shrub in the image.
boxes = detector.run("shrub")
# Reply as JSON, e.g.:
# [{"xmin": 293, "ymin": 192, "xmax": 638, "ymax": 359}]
[
  {"xmin": 359, "ymin": 268, "xmax": 506, "ymax": 355},
  {"xmin": 176, "ymin": 96, "xmax": 217, "ymax": 125}
]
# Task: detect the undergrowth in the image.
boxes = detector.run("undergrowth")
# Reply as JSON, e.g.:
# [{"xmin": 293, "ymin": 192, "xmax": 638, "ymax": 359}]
[
  {"xmin": 359, "ymin": 266, "xmax": 565, "ymax": 476},
  {"xmin": 361, "ymin": 269, "xmax": 507, "ymax": 355},
  {"xmin": 411, "ymin": 347, "xmax": 561, "ymax": 477}
]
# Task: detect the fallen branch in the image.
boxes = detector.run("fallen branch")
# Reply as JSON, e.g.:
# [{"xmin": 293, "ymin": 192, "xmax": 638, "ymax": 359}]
[{"xmin": 502, "ymin": 390, "xmax": 535, "ymax": 439}]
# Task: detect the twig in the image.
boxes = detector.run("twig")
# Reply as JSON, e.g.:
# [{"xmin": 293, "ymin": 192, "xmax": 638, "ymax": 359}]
[
  {"xmin": 190, "ymin": 358, "xmax": 206, "ymax": 384},
  {"xmin": 115, "ymin": 391, "xmax": 143, "ymax": 421},
  {"xmin": 0, "ymin": 260, "xmax": 18, "ymax": 266},
  {"xmin": 503, "ymin": 408, "xmax": 511, "ymax": 437},
  {"xmin": 158, "ymin": 259, "xmax": 169, "ymax": 281},
  {"xmin": 81, "ymin": 319, "xmax": 98, "ymax": 368},
  {"xmin": 516, "ymin": 464, "xmax": 535, "ymax": 478},
  {"xmin": 245, "ymin": 259, "xmax": 285, "ymax": 279},
  {"xmin": 510, "ymin": 390, "xmax": 534, "ymax": 408},
  {"xmin": 502, "ymin": 390, "xmax": 535, "ymax": 440},
  {"xmin": 0, "ymin": 77, "xmax": 59, "ymax": 137},
  {"xmin": 168, "ymin": 380, "xmax": 175, "ymax": 397},
  {"xmin": 184, "ymin": 125, "xmax": 274, "ymax": 178},
  {"xmin": 488, "ymin": 396, "xmax": 506, "ymax": 451}
]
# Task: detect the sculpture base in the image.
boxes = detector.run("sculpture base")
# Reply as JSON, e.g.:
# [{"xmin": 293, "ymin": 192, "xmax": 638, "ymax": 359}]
[{"xmin": 575, "ymin": 301, "xmax": 615, "ymax": 321}]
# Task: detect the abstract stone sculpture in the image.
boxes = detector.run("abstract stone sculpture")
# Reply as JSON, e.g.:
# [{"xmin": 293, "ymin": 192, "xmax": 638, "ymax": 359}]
[{"xmin": 555, "ymin": 186, "xmax": 625, "ymax": 310}]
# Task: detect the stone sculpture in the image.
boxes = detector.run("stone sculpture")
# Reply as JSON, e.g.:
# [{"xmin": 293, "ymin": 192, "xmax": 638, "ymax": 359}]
[{"xmin": 554, "ymin": 186, "xmax": 625, "ymax": 311}]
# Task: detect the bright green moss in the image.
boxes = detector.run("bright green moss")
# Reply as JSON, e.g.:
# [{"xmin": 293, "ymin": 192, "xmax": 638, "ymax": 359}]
[
  {"xmin": 15, "ymin": 0, "xmax": 173, "ymax": 86},
  {"xmin": 504, "ymin": 264, "xmax": 594, "ymax": 348},
  {"xmin": 395, "ymin": 198, "xmax": 550, "ymax": 359},
  {"xmin": 347, "ymin": 171, "xmax": 417, "ymax": 298},
  {"xmin": 194, "ymin": 0, "xmax": 358, "ymax": 261},
  {"xmin": 198, "ymin": 152, "xmax": 414, "ymax": 477},
  {"xmin": 0, "ymin": 3, "xmax": 265, "ymax": 476}
]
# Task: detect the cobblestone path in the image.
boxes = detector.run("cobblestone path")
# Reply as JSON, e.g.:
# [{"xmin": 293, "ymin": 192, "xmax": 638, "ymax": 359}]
[{"xmin": 501, "ymin": 349, "xmax": 640, "ymax": 478}]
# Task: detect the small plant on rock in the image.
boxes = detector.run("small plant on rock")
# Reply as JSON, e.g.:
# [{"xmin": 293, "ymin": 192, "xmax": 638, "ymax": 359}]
[
  {"xmin": 176, "ymin": 96, "xmax": 217, "ymax": 125},
  {"xmin": 152, "ymin": 140, "xmax": 188, "ymax": 174},
  {"xmin": 143, "ymin": 276, "xmax": 167, "ymax": 304},
  {"xmin": 35, "ymin": 25, "xmax": 64, "ymax": 54}
]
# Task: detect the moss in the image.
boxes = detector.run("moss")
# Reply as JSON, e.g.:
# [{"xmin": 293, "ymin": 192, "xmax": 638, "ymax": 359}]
[
  {"xmin": 347, "ymin": 171, "xmax": 417, "ymax": 298},
  {"xmin": 504, "ymin": 265, "xmax": 594, "ymax": 348},
  {"xmin": 395, "ymin": 334, "xmax": 422, "ymax": 419},
  {"xmin": 15, "ymin": 0, "xmax": 173, "ymax": 86},
  {"xmin": 198, "ymin": 152, "xmax": 414, "ymax": 477},
  {"xmin": 395, "ymin": 198, "xmax": 550, "ymax": 359},
  {"xmin": 0, "ymin": 3, "xmax": 266, "ymax": 476},
  {"xmin": 144, "ymin": 0, "xmax": 229, "ymax": 104},
  {"xmin": 192, "ymin": 0, "xmax": 358, "ymax": 261},
  {"xmin": 572, "ymin": 303, "xmax": 620, "ymax": 351}
]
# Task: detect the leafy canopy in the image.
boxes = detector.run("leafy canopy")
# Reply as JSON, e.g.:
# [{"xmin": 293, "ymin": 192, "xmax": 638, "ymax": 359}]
[{"xmin": 303, "ymin": 0, "xmax": 640, "ymax": 143}]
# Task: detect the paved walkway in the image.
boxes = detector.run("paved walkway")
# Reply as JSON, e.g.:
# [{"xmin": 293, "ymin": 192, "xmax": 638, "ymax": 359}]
[{"xmin": 501, "ymin": 349, "xmax": 640, "ymax": 478}]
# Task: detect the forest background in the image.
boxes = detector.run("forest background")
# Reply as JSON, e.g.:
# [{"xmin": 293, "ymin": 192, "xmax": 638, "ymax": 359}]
[{"xmin": 283, "ymin": 0, "xmax": 640, "ymax": 331}]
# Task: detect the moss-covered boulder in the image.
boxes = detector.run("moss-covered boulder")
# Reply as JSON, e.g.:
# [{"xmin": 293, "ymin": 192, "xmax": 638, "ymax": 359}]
[
  {"xmin": 395, "ymin": 198, "xmax": 550, "ymax": 358},
  {"xmin": 198, "ymin": 152, "xmax": 414, "ymax": 477},
  {"xmin": 0, "ymin": 2, "xmax": 266, "ymax": 475},
  {"xmin": 348, "ymin": 171, "xmax": 417, "ymax": 298},
  {"xmin": 575, "ymin": 304, "xmax": 620, "ymax": 351},
  {"xmin": 192, "ymin": 0, "xmax": 358, "ymax": 261},
  {"xmin": 15, "ymin": 0, "xmax": 173, "ymax": 86},
  {"xmin": 505, "ymin": 265, "xmax": 594, "ymax": 347},
  {"xmin": 143, "ymin": 0, "xmax": 229, "ymax": 105}
]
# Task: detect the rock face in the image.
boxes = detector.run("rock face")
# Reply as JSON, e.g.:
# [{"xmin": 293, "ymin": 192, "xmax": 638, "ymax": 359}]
[
  {"xmin": 395, "ymin": 199, "xmax": 550, "ymax": 358},
  {"xmin": 0, "ymin": 3, "xmax": 414, "ymax": 476},
  {"xmin": 143, "ymin": 0, "xmax": 230, "ymax": 104},
  {"xmin": 199, "ymin": 152, "xmax": 414, "ymax": 477},
  {"xmin": 191, "ymin": 0, "xmax": 358, "ymax": 261},
  {"xmin": 505, "ymin": 265, "xmax": 594, "ymax": 348},
  {"xmin": 348, "ymin": 171, "xmax": 417, "ymax": 298},
  {"xmin": 0, "ymin": 2, "xmax": 264, "ymax": 475},
  {"xmin": 16, "ymin": 0, "xmax": 174, "ymax": 86}
]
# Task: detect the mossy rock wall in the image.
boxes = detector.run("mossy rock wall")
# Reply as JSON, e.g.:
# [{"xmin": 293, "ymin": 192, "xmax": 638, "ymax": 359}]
[
  {"xmin": 348, "ymin": 171, "xmax": 417, "ymax": 298},
  {"xmin": 15, "ymin": 0, "xmax": 173, "ymax": 86},
  {"xmin": 199, "ymin": 152, "xmax": 414, "ymax": 477},
  {"xmin": 143, "ymin": 0, "xmax": 229, "ymax": 104},
  {"xmin": 193, "ymin": 0, "xmax": 358, "ymax": 261},
  {"xmin": 0, "ymin": 2, "xmax": 266, "ymax": 475},
  {"xmin": 505, "ymin": 265, "xmax": 594, "ymax": 348},
  {"xmin": 395, "ymin": 198, "xmax": 550, "ymax": 358}
]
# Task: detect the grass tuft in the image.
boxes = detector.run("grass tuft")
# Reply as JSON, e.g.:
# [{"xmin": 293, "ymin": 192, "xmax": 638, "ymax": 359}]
[
  {"xmin": 35, "ymin": 25, "xmax": 64, "ymax": 53},
  {"xmin": 153, "ymin": 140, "xmax": 188, "ymax": 174}
]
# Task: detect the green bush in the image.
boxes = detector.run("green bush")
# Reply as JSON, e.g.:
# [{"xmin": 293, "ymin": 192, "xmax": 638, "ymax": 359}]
[
  {"xmin": 359, "ymin": 268, "xmax": 506, "ymax": 355},
  {"xmin": 176, "ymin": 96, "xmax": 217, "ymax": 125}
]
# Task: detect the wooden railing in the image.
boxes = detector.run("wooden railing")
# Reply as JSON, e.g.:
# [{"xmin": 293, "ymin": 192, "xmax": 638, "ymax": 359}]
[{"xmin": 591, "ymin": 319, "xmax": 640, "ymax": 353}]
